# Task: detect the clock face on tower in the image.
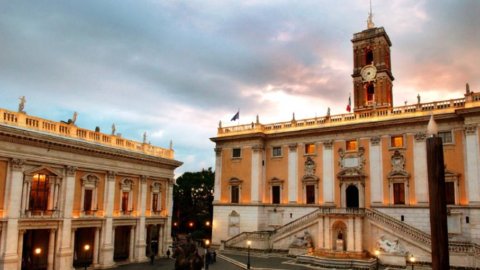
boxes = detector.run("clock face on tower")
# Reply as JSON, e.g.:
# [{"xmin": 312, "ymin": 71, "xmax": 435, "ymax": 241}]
[{"xmin": 361, "ymin": 65, "xmax": 377, "ymax": 82}]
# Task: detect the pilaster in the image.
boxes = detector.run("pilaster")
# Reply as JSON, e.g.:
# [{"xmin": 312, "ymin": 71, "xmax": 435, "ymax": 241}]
[
  {"xmin": 213, "ymin": 147, "xmax": 222, "ymax": 203},
  {"xmin": 322, "ymin": 140, "xmax": 335, "ymax": 205},
  {"xmin": 251, "ymin": 145, "xmax": 264, "ymax": 203},
  {"xmin": 369, "ymin": 136, "xmax": 383, "ymax": 205},
  {"xmin": 464, "ymin": 125, "xmax": 480, "ymax": 204},
  {"xmin": 413, "ymin": 132, "xmax": 429, "ymax": 204},
  {"xmin": 135, "ymin": 176, "xmax": 148, "ymax": 262},
  {"xmin": 56, "ymin": 166, "xmax": 76, "ymax": 270},
  {"xmin": 287, "ymin": 143, "xmax": 298, "ymax": 203},
  {"xmin": 99, "ymin": 171, "xmax": 116, "ymax": 268}
]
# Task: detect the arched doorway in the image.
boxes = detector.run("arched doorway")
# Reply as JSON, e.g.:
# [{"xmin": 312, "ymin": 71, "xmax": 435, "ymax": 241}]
[{"xmin": 346, "ymin": 185, "xmax": 359, "ymax": 208}]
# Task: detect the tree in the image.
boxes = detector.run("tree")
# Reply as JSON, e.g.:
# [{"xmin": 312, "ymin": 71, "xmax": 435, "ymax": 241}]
[{"xmin": 172, "ymin": 168, "xmax": 214, "ymax": 240}]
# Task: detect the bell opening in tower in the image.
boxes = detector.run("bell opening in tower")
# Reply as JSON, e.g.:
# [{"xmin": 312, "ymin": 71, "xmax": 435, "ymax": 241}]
[
  {"xmin": 366, "ymin": 49, "xmax": 373, "ymax": 65},
  {"xmin": 366, "ymin": 83, "xmax": 375, "ymax": 104}
]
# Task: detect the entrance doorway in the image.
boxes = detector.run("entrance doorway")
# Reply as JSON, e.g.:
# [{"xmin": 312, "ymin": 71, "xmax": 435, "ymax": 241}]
[
  {"xmin": 73, "ymin": 228, "xmax": 94, "ymax": 268},
  {"xmin": 114, "ymin": 226, "xmax": 131, "ymax": 261},
  {"xmin": 146, "ymin": 225, "xmax": 160, "ymax": 257},
  {"xmin": 22, "ymin": 229, "xmax": 49, "ymax": 270},
  {"xmin": 346, "ymin": 185, "xmax": 359, "ymax": 208}
]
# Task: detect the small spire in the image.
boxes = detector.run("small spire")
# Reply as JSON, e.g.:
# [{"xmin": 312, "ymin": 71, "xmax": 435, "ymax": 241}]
[
  {"xmin": 256, "ymin": 114, "xmax": 260, "ymax": 124},
  {"xmin": 367, "ymin": 0, "xmax": 375, "ymax": 29},
  {"xmin": 466, "ymin": 83, "xmax": 471, "ymax": 94},
  {"xmin": 292, "ymin": 112, "xmax": 296, "ymax": 121}
]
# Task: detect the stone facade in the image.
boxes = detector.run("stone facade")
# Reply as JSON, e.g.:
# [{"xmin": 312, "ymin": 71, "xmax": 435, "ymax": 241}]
[
  {"xmin": 0, "ymin": 110, "xmax": 182, "ymax": 270},
  {"xmin": 211, "ymin": 23, "xmax": 480, "ymax": 268}
]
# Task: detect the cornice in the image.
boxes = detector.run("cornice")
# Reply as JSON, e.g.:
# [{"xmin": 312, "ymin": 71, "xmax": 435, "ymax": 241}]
[{"xmin": 0, "ymin": 125, "xmax": 182, "ymax": 169}]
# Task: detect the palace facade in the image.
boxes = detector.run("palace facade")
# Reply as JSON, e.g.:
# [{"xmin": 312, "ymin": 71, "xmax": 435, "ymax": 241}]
[
  {"xmin": 211, "ymin": 20, "xmax": 480, "ymax": 267},
  {"xmin": 0, "ymin": 109, "xmax": 182, "ymax": 269}
]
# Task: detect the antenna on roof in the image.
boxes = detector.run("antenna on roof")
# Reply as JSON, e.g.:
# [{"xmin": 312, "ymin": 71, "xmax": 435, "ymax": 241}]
[{"xmin": 367, "ymin": 0, "xmax": 375, "ymax": 29}]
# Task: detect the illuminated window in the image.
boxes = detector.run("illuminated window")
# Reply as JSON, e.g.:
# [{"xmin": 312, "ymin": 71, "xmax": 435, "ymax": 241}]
[
  {"xmin": 121, "ymin": 192, "xmax": 129, "ymax": 212},
  {"xmin": 29, "ymin": 174, "xmax": 50, "ymax": 211},
  {"xmin": 391, "ymin": 135, "xmax": 404, "ymax": 148},
  {"xmin": 305, "ymin": 143, "xmax": 316, "ymax": 155},
  {"xmin": 346, "ymin": 140, "xmax": 357, "ymax": 151},
  {"xmin": 272, "ymin": 146, "xmax": 282, "ymax": 157},
  {"xmin": 438, "ymin": 131, "xmax": 453, "ymax": 144},
  {"xmin": 152, "ymin": 194, "xmax": 159, "ymax": 211},
  {"xmin": 80, "ymin": 174, "xmax": 99, "ymax": 215},
  {"xmin": 232, "ymin": 148, "xmax": 241, "ymax": 158},
  {"xmin": 151, "ymin": 182, "xmax": 162, "ymax": 214},
  {"xmin": 119, "ymin": 179, "xmax": 134, "ymax": 214},
  {"xmin": 231, "ymin": 186, "xmax": 239, "ymax": 203}
]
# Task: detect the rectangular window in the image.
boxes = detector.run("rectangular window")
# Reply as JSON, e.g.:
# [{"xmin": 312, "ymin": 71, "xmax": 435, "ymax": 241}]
[
  {"xmin": 231, "ymin": 186, "xmax": 239, "ymax": 203},
  {"xmin": 306, "ymin": 185, "xmax": 315, "ymax": 204},
  {"xmin": 346, "ymin": 140, "xmax": 357, "ymax": 151},
  {"xmin": 152, "ymin": 193, "xmax": 159, "ymax": 211},
  {"xmin": 391, "ymin": 135, "xmax": 404, "ymax": 148},
  {"xmin": 232, "ymin": 148, "xmax": 241, "ymax": 158},
  {"xmin": 121, "ymin": 192, "xmax": 129, "ymax": 212},
  {"xmin": 305, "ymin": 143, "xmax": 316, "ymax": 155},
  {"xmin": 84, "ymin": 189, "xmax": 93, "ymax": 211},
  {"xmin": 272, "ymin": 146, "xmax": 282, "ymax": 157},
  {"xmin": 29, "ymin": 174, "xmax": 50, "ymax": 211},
  {"xmin": 272, "ymin": 186, "xmax": 281, "ymax": 204},
  {"xmin": 393, "ymin": 183, "xmax": 405, "ymax": 205},
  {"xmin": 445, "ymin": 182, "xmax": 455, "ymax": 205},
  {"xmin": 438, "ymin": 131, "xmax": 453, "ymax": 144}
]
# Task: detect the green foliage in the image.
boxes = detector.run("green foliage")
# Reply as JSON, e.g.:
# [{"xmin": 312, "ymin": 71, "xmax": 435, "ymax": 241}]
[{"xmin": 172, "ymin": 168, "xmax": 214, "ymax": 240}]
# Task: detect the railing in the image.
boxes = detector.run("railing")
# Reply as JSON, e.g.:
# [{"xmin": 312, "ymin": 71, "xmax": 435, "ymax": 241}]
[
  {"xmin": 274, "ymin": 208, "xmax": 365, "ymax": 239},
  {"xmin": 22, "ymin": 209, "xmax": 61, "ymax": 218},
  {"xmin": 0, "ymin": 108, "xmax": 174, "ymax": 159},
  {"xmin": 218, "ymin": 93, "xmax": 480, "ymax": 136},
  {"xmin": 224, "ymin": 231, "xmax": 273, "ymax": 248}
]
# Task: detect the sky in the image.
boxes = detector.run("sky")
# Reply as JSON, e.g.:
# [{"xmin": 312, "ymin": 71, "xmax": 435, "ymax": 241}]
[{"xmin": 0, "ymin": 0, "xmax": 479, "ymax": 176}]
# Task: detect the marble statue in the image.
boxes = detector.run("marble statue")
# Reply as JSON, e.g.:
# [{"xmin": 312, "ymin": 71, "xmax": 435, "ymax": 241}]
[
  {"xmin": 18, "ymin": 96, "xmax": 26, "ymax": 113},
  {"xmin": 290, "ymin": 231, "xmax": 314, "ymax": 248},
  {"xmin": 376, "ymin": 235, "xmax": 406, "ymax": 254}
]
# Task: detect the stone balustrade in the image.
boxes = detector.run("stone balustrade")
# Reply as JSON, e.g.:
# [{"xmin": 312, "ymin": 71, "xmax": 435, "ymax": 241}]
[
  {"xmin": 218, "ymin": 93, "xmax": 480, "ymax": 137},
  {"xmin": 0, "ymin": 108, "xmax": 174, "ymax": 159}
]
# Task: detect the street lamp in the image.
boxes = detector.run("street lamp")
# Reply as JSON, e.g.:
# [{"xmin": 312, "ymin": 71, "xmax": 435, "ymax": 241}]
[
  {"xmin": 246, "ymin": 240, "xmax": 251, "ymax": 269},
  {"xmin": 374, "ymin": 249, "xmax": 380, "ymax": 270},
  {"xmin": 34, "ymin": 248, "xmax": 41, "ymax": 269},
  {"xmin": 84, "ymin": 244, "xmax": 90, "ymax": 270},
  {"xmin": 204, "ymin": 239, "xmax": 210, "ymax": 270},
  {"xmin": 409, "ymin": 254, "xmax": 416, "ymax": 270}
]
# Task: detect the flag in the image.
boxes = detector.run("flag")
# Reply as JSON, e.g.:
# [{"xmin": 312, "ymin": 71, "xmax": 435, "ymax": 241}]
[
  {"xmin": 346, "ymin": 95, "xmax": 351, "ymax": 112},
  {"xmin": 230, "ymin": 110, "xmax": 240, "ymax": 121}
]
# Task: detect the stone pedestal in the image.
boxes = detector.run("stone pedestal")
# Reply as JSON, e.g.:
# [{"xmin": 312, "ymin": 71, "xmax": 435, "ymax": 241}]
[
  {"xmin": 378, "ymin": 253, "xmax": 406, "ymax": 267},
  {"xmin": 336, "ymin": 240, "xmax": 344, "ymax": 251}
]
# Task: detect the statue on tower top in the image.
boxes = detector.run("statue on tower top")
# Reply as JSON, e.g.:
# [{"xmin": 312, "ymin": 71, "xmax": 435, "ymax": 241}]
[{"xmin": 367, "ymin": 0, "xmax": 375, "ymax": 29}]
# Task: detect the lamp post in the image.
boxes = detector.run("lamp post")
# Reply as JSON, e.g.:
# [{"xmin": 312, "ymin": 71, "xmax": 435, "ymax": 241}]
[
  {"xmin": 409, "ymin": 254, "xmax": 416, "ymax": 270},
  {"xmin": 204, "ymin": 239, "xmax": 210, "ymax": 270},
  {"xmin": 374, "ymin": 249, "xmax": 380, "ymax": 270},
  {"xmin": 246, "ymin": 240, "xmax": 251, "ymax": 269},
  {"xmin": 84, "ymin": 244, "xmax": 90, "ymax": 270}
]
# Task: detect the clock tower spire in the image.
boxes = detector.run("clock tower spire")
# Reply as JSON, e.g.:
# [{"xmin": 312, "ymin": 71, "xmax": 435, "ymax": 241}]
[{"xmin": 351, "ymin": 8, "xmax": 394, "ymax": 112}]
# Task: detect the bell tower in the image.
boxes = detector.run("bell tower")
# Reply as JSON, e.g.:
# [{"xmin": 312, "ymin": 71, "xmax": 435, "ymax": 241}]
[{"xmin": 351, "ymin": 7, "xmax": 394, "ymax": 112}]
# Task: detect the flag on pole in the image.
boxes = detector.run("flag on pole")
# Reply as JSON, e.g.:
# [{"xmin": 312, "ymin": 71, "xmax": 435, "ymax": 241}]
[
  {"xmin": 230, "ymin": 110, "xmax": 240, "ymax": 121},
  {"xmin": 346, "ymin": 95, "xmax": 351, "ymax": 112}
]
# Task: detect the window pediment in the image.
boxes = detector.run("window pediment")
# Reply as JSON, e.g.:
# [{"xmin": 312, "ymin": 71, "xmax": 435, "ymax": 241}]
[
  {"xmin": 120, "ymin": 178, "xmax": 134, "ymax": 191},
  {"xmin": 269, "ymin": 177, "xmax": 284, "ymax": 185},
  {"xmin": 151, "ymin": 181, "xmax": 162, "ymax": 193},
  {"xmin": 229, "ymin": 177, "xmax": 243, "ymax": 185},
  {"xmin": 24, "ymin": 166, "xmax": 62, "ymax": 177},
  {"xmin": 81, "ymin": 174, "xmax": 99, "ymax": 188}
]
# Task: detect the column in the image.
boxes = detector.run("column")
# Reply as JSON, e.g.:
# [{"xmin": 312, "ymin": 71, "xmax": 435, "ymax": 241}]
[
  {"xmin": 323, "ymin": 216, "xmax": 331, "ymax": 249},
  {"xmin": 158, "ymin": 225, "xmax": 164, "ymax": 255},
  {"xmin": 317, "ymin": 217, "xmax": 324, "ymax": 249},
  {"xmin": 213, "ymin": 148, "xmax": 222, "ymax": 203},
  {"xmin": 56, "ymin": 166, "xmax": 76, "ymax": 270},
  {"xmin": 354, "ymin": 217, "xmax": 362, "ymax": 252},
  {"xmin": 47, "ymin": 229, "xmax": 55, "ymax": 270},
  {"xmin": 99, "ymin": 171, "xmax": 116, "ymax": 267},
  {"xmin": 3, "ymin": 159, "xmax": 25, "ymax": 270},
  {"xmin": 347, "ymin": 218, "xmax": 354, "ymax": 251},
  {"xmin": 322, "ymin": 140, "xmax": 335, "ymax": 205},
  {"xmin": 251, "ymin": 145, "xmax": 264, "ymax": 203},
  {"xmin": 17, "ymin": 230, "xmax": 24, "ymax": 270},
  {"xmin": 287, "ymin": 144, "xmax": 298, "ymax": 203},
  {"xmin": 93, "ymin": 227, "xmax": 100, "ymax": 265},
  {"xmin": 465, "ymin": 125, "xmax": 480, "ymax": 204},
  {"xmin": 129, "ymin": 226, "xmax": 135, "ymax": 262},
  {"xmin": 369, "ymin": 136, "xmax": 383, "ymax": 205},
  {"xmin": 135, "ymin": 176, "xmax": 148, "ymax": 262},
  {"xmin": 412, "ymin": 132, "xmax": 429, "ymax": 204}
]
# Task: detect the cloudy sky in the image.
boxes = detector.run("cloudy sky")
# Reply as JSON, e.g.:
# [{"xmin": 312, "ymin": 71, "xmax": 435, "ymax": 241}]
[{"xmin": 1, "ymin": 0, "xmax": 479, "ymax": 176}]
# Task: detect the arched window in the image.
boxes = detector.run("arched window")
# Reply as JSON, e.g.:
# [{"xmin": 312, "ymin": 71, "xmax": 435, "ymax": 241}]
[{"xmin": 366, "ymin": 49, "xmax": 374, "ymax": 64}]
